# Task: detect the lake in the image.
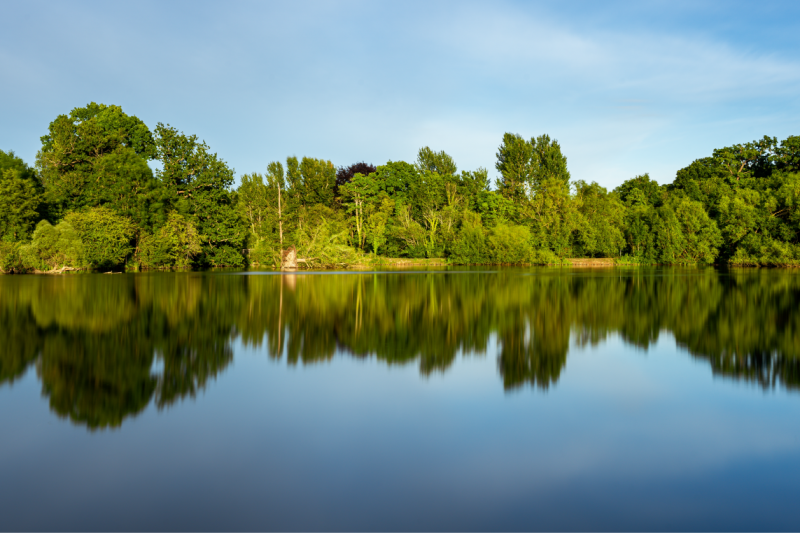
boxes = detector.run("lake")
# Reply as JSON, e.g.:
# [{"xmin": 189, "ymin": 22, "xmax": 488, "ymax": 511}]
[{"xmin": 1, "ymin": 267, "xmax": 799, "ymax": 530}]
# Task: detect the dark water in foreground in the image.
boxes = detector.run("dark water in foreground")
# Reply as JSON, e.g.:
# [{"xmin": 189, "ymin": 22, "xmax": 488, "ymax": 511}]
[{"xmin": 1, "ymin": 267, "xmax": 800, "ymax": 530}]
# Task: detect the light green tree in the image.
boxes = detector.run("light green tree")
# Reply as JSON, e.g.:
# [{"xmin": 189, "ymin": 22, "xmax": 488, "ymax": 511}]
[
  {"xmin": 65, "ymin": 207, "xmax": 135, "ymax": 269},
  {"xmin": 415, "ymin": 147, "xmax": 457, "ymax": 176}
]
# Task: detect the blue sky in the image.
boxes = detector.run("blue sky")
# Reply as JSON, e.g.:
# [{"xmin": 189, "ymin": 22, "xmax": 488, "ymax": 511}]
[{"xmin": 2, "ymin": 0, "xmax": 799, "ymax": 189}]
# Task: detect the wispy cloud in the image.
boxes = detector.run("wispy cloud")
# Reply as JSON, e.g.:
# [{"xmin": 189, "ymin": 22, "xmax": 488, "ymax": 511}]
[{"xmin": 1, "ymin": 0, "xmax": 798, "ymax": 188}]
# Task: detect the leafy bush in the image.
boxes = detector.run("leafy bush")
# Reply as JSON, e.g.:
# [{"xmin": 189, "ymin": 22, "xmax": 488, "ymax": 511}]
[
  {"xmin": 249, "ymin": 238, "xmax": 280, "ymax": 267},
  {"xmin": 0, "ymin": 242, "xmax": 27, "ymax": 273},
  {"xmin": 138, "ymin": 212, "xmax": 202, "ymax": 269},
  {"xmin": 449, "ymin": 211, "xmax": 489, "ymax": 264},
  {"xmin": 529, "ymin": 249, "xmax": 561, "ymax": 265},
  {"xmin": 488, "ymin": 223, "xmax": 531, "ymax": 264},
  {"xmin": 21, "ymin": 220, "xmax": 84, "ymax": 270},
  {"xmin": 64, "ymin": 207, "xmax": 134, "ymax": 269},
  {"xmin": 293, "ymin": 205, "xmax": 360, "ymax": 267}
]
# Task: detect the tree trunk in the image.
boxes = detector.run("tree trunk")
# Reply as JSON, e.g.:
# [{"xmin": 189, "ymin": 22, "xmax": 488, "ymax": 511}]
[{"xmin": 281, "ymin": 246, "xmax": 297, "ymax": 270}]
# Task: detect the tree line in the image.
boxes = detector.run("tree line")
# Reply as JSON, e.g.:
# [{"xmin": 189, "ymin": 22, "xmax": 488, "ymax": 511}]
[{"xmin": 1, "ymin": 102, "xmax": 799, "ymax": 271}]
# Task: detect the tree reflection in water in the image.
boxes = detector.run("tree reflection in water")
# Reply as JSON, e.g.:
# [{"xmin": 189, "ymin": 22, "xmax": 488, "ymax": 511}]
[{"xmin": 1, "ymin": 268, "xmax": 799, "ymax": 429}]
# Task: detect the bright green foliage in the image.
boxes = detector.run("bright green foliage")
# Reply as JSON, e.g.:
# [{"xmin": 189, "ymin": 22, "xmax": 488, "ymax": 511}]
[
  {"xmin": 277, "ymin": 156, "xmax": 336, "ymax": 226},
  {"xmin": 391, "ymin": 203, "xmax": 427, "ymax": 258},
  {"xmin": 416, "ymin": 147, "xmax": 457, "ymax": 176},
  {"xmin": 138, "ymin": 213, "xmax": 202, "ymax": 268},
  {"xmin": 300, "ymin": 157, "xmax": 337, "ymax": 207},
  {"xmin": 0, "ymin": 242, "xmax": 26, "ymax": 273},
  {"xmin": 237, "ymin": 173, "xmax": 271, "ymax": 240},
  {"xmin": 573, "ymin": 181, "xmax": 625, "ymax": 257},
  {"xmin": 456, "ymin": 168, "xmax": 491, "ymax": 212},
  {"xmin": 339, "ymin": 172, "xmax": 385, "ymax": 250},
  {"xmin": 531, "ymin": 134, "xmax": 570, "ymax": 185},
  {"xmin": 371, "ymin": 160, "xmax": 419, "ymax": 202},
  {"xmin": 154, "ymin": 124, "xmax": 246, "ymax": 266},
  {"xmin": 236, "ymin": 170, "xmax": 276, "ymax": 242},
  {"xmin": 0, "ymin": 149, "xmax": 39, "ymax": 182},
  {"xmin": 292, "ymin": 205, "xmax": 359, "ymax": 267},
  {"xmin": 366, "ymin": 198, "xmax": 395, "ymax": 256},
  {"xmin": 237, "ymin": 162, "xmax": 287, "ymax": 265},
  {"xmin": 476, "ymin": 190, "xmax": 518, "ymax": 228},
  {"xmin": 525, "ymin": 178, "xmax": 580, "ymax": 258},
  {"xmin": 22, "ymin": 220, "xmax": 84, "ymax": 270},
  {"xmin": 495, "ymin": 133, "xmax": 535, "ymax": 202},
  {"xmin": 668, "ymin": 135, "xmax": 800, "ymax": 265},
  {"xmin": 64, "ymin": 207, "xmax": 135, "ymax": 269},
  {"xmin": 494, "ymin": 133, "xmax": 576, "ymax": 258},
  {"xmin": 488, "ymin": 223, "xmax": 532, "ymax": 264},
  {"xmin": 615, "ymin": 173, "xmax": 664, "ymax": 206},
  {"xmin": 496, "ymin": 133, "xmax": 570, "ymax": 203},
  {"xmin": 0, "ymin": 168, "xmax": 42, "ymax": 242},
  {"xmin": 449, "ymin": 211, "xmax": 489, "ymax": 264},
  {"xmin": 36, "ymin": 103, "xmax": 157, "ymax": 223},
  {"xmin": 0, "ymin": 150, "xmax": 43, "ymax": 243},
  {"xmin": 652, "ymin": 198, "xmax": 722, "ymax": 264},
  {"xmin": 616, "ymin": 174, "xmax": 663, "ymax": 261},
  {"xmin": 9, "ymin": 110, "xmax": 800, "ymax": 271}
]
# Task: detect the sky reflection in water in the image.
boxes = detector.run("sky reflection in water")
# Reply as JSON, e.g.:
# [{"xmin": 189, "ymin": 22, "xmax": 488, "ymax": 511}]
[{"xmin": 1, "ymin": 268, "xmax": 799, "ymax": 530}]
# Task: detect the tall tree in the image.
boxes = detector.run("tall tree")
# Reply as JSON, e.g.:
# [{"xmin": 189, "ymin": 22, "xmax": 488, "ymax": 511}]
[
  {"xmin": 335, "ymin": 162, "xmax": 376, "ymax": 199},
  {"xmin": 300, "ymin": 157, "xmax": 336, "ymax": 208},
  {"xmin": 0, "ymin": 168, "xmax": 42, "ymax": 242},
  {"xmin": 36, "ymin": 103, "xmax": 158, "ymax": 224},
  {"xmin": 415, "ymin": 147, "xmax": 457, "ymax": 176},
  {"xmin": 495, "ymin": 133, "xmax": 534, "ymax": 201},
  {"xmin": 154, "ymin": 124, "xmax": 246, "ymax": 266},
  {"xmin": 531, "ymin": 134, "xmax": 570, "ymax": 185}
]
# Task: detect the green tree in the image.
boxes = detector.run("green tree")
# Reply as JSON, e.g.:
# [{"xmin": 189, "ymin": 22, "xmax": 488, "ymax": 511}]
[
  {"xmin": 531, "ymin": 134, "xmax": 570, "ymax": 185},
  {"xmin": 340, "ymin": 172, "xmax": 385, "ymax": 251},
  {"xmin": 526, "ymin": 178, "xmax": 579, "ymax": 258},
  {"xmin": 415, "ymin": 147, "xmax": 457, "ymax": 176},
  {"xmin": 495, "ymin": 133, "xmax": 534, "ymax": 202},
  {"xmin": 22, "ymin": 220, "xmax": 84, "ymax": 270},
  {"xmin": 237, "ymin": 173, "xmax": 270, "ymax": 240},
  {"xmin": 449, "ymin": 211, "xmax": 489, "ymax": 264},
  {"xmin": 154, "ymin": 124, "xmax": 246, "ymax": 266},
  {"xmin": 300, "ymin": 157, "xmax": 337, "ymax": 208},
  {"xmin": 366, "ymin": 197, "xmax": 395, "ymax": 256},
  {"xmin": 495, "ymin": 133, "xmax": 570, "ymax": 204},
  {"xmin": 573, "ymin": 181, "xmax": 625, "ymax": 257},
  {"xmin": 138, "ymin": 212, "xmax": 202, "ymax": 268},
  {"xmin": 488, "ymin": 223, "xmax": 531, "ymax": 264},
  {"xmin": 36, "ymin": 103, "xmax": 158, "ymax": 224},
  {"xmin": 0, "ymin": 168, "xmax": 42, "ymax": 242}
]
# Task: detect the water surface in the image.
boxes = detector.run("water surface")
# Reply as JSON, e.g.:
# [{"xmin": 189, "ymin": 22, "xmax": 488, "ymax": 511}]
[{"xmin": 1, "ymin": 268, "xmax": 799, "ymax": 530}]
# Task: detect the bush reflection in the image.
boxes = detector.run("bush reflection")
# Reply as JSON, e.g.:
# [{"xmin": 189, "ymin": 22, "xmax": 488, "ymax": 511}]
[{"xmin": 1, "ymin": 268, "xmax": 798, "ymax": 429}]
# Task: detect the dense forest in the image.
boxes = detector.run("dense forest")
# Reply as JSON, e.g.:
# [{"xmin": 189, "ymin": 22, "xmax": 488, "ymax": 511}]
[
  {"xmin": 1, "ymin": 102, "xmax": 799, "ymax": 272},
  {"xmin": 1, "ymin": 269, "xmax": 798, "ymax": 429}
]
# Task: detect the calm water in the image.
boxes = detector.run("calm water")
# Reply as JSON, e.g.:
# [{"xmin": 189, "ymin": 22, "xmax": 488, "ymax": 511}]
[{"xmin": 1, "ymin": 267, "xmax": 800, "ymax": 530}]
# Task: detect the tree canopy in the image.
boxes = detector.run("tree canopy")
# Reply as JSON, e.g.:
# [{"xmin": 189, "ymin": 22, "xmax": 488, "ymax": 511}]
[{"xmin": 2, "ymin": 103, "xmax": 799, "ymax": 272}]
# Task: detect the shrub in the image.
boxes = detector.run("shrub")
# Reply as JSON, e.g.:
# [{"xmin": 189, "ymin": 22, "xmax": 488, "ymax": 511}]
[
  {"xmin": 0, "ymin": 242, "xmax": 27, "ymax": 273},
  {"xmin": 488, "ymin": 223, "xmax": 531, "ymax": 264},
  {"xmin": 22, "ymin": 220, "xmax": 84, "ymax": 270},
  {"xmin": 138, "ymin": 212, "xmax": 202, "ymax": 269},
  {"xmin": 64, "ymin": 207, "xmax": 134, "ymax": 269},
  {"xmin": 449, "ymin": 211, "xmax": 489, "ymax": 264}
]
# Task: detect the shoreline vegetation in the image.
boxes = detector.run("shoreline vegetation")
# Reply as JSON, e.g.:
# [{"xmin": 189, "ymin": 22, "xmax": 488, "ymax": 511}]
[{"xmin": 2, "ymin": 102, "xmax": 799, "ymax": 274}]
